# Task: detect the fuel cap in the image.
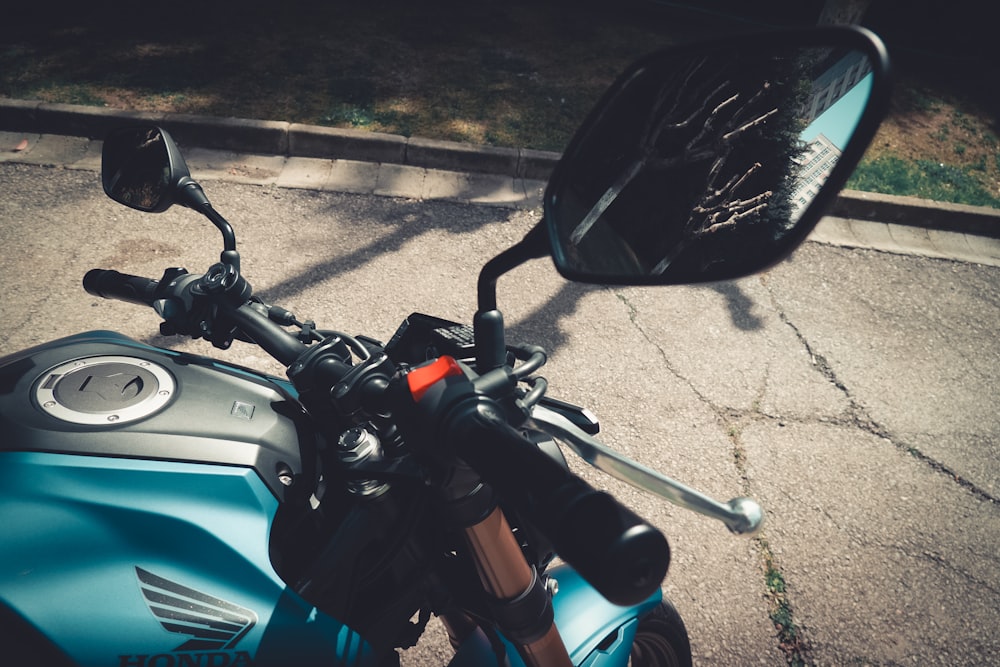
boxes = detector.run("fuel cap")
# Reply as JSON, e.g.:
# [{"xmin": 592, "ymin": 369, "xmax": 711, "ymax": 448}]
[{"xmin": 34, "ymin": 356, "xmax": 175, "ymax": 425}]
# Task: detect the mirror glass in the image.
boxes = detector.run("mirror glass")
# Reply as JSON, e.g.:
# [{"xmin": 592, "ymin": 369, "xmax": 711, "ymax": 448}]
[
  {"xmin": 545, "ymin": 32, "xmax": 886, "ymax": 284},
  {"xmin": 102, "ymin": 127, "xmax": 174, "ymax": 212}
]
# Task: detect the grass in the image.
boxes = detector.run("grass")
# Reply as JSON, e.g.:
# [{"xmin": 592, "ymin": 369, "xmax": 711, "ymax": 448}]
[
  {"xmin": 849, "ymin": 76, "xmax": 1000, "ymax": 207},
  {"xmin": 848, "ymin": 156, "xmax": 1000, "ymax": 207},
  {"xmin": 2, "ymin": 0, "xmax": 676, "ymax": 152},
  {"xmin": 2, "ymin": 0, "xmax": 997, "ymax": 208}
]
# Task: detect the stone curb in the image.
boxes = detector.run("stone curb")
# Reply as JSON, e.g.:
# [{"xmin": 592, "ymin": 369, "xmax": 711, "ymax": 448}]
[
  {"xmin": 0, "ymin": 99, "xmax": 560, "ymax": 182},
  {"xmin": 831, "ymin": 190, "xmax": 1000, "ymax": 238},
  {"xmin": 3, "ymin": 98, "xmax": 999, "ymax": 238}
]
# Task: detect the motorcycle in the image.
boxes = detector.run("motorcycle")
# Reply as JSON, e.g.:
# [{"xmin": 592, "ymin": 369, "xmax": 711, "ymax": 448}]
[{"xmin": 0, "ymin": 26, "xmax": 890, "ymax": 667}]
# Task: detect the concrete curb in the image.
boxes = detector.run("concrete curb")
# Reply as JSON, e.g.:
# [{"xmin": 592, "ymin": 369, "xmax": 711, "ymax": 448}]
[
  {"xmin": 0, "ymin": 98, "xmax": 560, "ymax": 182},
  {"xmin": 3, "ymin": 98, "xmax": 999, "ymax": 239},
  {"xmin": 831, "ymin": 190, "xmax": 1000, "ymax": 238}
]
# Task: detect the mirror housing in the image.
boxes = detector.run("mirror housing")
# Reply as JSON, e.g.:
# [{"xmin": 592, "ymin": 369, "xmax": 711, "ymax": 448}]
[
  {"xmin": 543, "ymin": 25, "xmax": 891, "ymax": 285},
  {"xmin": 101, "ymin": 126, "xmax": 238, "ymax": 260},
  {"xmin": 102, "ymin": 126, "xmax": 195, "ymax": 213}
]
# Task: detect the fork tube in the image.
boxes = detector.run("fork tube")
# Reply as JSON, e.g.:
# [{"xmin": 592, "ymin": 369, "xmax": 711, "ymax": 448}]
[{"xmin": 461, "ymin": 502, "xmax": 573, "ymax": 667}]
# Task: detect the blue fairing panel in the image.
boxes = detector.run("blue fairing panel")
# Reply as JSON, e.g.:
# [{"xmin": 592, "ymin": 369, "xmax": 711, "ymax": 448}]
[
  {"xmin": 0, "ymin": 452, "xmax": 375, "ymax": 667},
  {"xmin": 449, "ymin": 563, "xmax": 661, "ymax": 666}
]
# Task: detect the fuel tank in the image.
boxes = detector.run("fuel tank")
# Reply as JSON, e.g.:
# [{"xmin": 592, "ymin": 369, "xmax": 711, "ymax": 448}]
[
  {"xmin": 0, "ymin": 330, "xmax": 316, "ymax": 498},
  {"xmin": 0, "ymin": 332, "xmax": 380, "ymax": 666}
]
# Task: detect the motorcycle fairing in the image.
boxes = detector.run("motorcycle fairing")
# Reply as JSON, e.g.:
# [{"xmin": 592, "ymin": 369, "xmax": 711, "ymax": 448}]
[
  {"xmin": 449, "ymin": 564, "xmax": 660, "ymax": 666},
  {"xmin": 0, "ymin": 451, "xmax": 377, "ymax": 666},
  {"xmin": 0, "ymin": 332, "xmax": 662, "ymax": 665},
  {"xmin": 0, "ymin": 450, "xmax": 658, "ymax": 666}
]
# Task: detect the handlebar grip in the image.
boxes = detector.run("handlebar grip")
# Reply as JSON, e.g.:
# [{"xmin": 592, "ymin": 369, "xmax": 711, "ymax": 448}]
[
  {"xmin": 446, "ymin": 401, "xmax": 669, "ymax": 606},
  {"xmin": 83, "ymin": 269, "xmax": 159, "ymax": 306},
  {"xmin": 540, "ymin": 477, "xmax": 669, "ymax": 607}
]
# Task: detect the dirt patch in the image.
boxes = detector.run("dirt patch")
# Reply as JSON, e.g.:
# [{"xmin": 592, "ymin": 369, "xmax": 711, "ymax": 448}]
[
  {"xmin": 872, "ymin": 77, "xmax": 998, "ymax": 165},
  {"xmin": 3, "ymin": 0, "xmax": 997, "ymax": 205}
]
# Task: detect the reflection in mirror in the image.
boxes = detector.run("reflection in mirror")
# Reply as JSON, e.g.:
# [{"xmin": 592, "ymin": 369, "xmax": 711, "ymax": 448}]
[
  {"xmin": 791, "ymin": 55, "xmax": 873, "ymax": 221},
  {"xmin": 545, "ymin": 32, "xmax": 886, "ymax": 284},
  {"xmin": 102, "ymin": 127, "xmax": 172, "ymax": 212}
]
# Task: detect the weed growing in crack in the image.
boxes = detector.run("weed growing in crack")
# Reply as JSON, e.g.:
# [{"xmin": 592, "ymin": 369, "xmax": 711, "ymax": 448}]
[
  {"xmin": 726, "ymin": 415, "xmax": 810, "ymax": 665},
  {"xmin": 759, "ymin": 537, "xmax": 810, "ymax": 666}
]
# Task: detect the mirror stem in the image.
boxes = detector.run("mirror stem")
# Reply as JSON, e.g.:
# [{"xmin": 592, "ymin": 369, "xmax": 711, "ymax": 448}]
[
  {"xmin": 473, "ymin": 223, "xmax": 549, "ymax": 373},
  {"xmin": 473, "ymin": 309, "xmax": 505, "ymax": 374},
  {"xmin": 476, "ymin": 223, "xmax": 548, "ymax": 312},
  {"xmin": 177, "ymin": 177, "xmax": 239, "ymax": 264},
  {"xmin": 199, "ymin": 204, "xmax": 241, "ymax": 271},
  {"xmin": 201, "ymin": 206, "xmax": 237, "ymax": 255}
]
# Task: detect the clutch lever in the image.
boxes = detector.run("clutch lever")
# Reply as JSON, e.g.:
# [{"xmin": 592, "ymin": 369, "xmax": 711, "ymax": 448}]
[{"xmin": 529, "ymin": 405, "xmax": 764, "ymax": 536}]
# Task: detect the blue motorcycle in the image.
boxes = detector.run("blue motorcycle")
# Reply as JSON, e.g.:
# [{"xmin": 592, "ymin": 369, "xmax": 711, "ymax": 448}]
[{"xmin": 0, "ymin": 26, "xmax": 890, "ymax": 667}]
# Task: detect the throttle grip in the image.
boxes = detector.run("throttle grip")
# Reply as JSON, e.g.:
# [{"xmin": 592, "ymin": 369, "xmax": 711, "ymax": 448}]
[
  {"xmin": 83, "ymin": 269, "xmax": 159, "ymax": 306},
  {"xmin": 445, "ymin": 400, "xmax": 670, "ymax": 606},
  {"xmin": 541, "ymin": 477, "xmax": 669, "ymax": 607}
]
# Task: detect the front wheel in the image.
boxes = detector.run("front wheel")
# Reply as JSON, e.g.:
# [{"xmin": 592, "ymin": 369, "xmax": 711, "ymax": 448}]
[{"xmin": 628, "ymin": 600, "xmax": 692, "ymax": 667}]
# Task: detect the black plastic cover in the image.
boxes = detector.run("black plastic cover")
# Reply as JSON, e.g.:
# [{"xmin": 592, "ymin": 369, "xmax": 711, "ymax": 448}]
[{"xmin": 0, "ymin": 331, "xmax": 317, "ymax": 499}]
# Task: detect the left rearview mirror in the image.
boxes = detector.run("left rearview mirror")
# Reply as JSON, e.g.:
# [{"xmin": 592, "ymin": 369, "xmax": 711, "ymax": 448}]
[
  {"xmin": 543, "ymin": 25, "xmax": 891, "ymax": 285},
  {"xmin": 102, "ymin": 126, "xmax": 192, "ymax": 213}
]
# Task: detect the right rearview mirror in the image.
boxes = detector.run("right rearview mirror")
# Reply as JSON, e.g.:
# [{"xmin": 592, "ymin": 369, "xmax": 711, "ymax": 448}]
[{"xmin": 543, "ymin": 26, "xmax": 892, "ymax": 285}]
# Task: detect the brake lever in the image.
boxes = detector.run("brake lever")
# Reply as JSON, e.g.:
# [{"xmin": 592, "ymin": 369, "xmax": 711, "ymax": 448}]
[{"xmin": 528, "ymin": 405, "xmax": 764, "ymax": 536}]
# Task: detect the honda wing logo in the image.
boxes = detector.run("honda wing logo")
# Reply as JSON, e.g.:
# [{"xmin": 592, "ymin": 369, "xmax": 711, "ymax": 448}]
[{"xmin": 135, "ymin": 567, "xmax": 258, "ymax": 652}]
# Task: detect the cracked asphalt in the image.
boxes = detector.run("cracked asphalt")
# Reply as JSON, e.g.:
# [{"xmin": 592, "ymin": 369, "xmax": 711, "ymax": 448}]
[{"xmin": 1, "ymin": 159, "xmax": 997, "ymax": 665}]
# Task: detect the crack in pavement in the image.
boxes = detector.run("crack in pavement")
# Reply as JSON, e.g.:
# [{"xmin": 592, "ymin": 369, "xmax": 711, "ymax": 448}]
[
  {"xmin": 613, "ymin": 288, "xmax": 812, "ymax": 666},
  {"xmin": 768, "ymin": 291, "xmax": 1000, "ymax": 506},
  {"xmin": 619, "ymin": 275, "xmax": 998, "ymax": 665}
]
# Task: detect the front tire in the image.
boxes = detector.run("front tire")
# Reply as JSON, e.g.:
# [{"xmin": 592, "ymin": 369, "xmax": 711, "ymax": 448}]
[{"xmin": 628, "ymin": 600, "xmax": 692, "ymax": 667}]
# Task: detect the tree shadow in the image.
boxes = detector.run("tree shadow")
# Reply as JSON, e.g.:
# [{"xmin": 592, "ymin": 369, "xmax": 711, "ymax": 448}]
[
  {"xmin": 706, "ymin": 281, "xmax": 764, "ymax": 331},
  {"xmin": 252, "ymin": 193, "xmax": 531, "ymax": 306},
  {"xmin": 506, "ymin": 281, "xmax": 604, "ymax": 353}
]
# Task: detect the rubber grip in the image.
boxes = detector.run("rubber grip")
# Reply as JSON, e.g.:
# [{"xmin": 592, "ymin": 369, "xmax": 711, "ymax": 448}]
[
  {"xmin": 83, "ymin": 269, "xmax": 159, "ymax": 306},
  {"xmin": 447, "ymin": 403, "xmax": 670, "ymax": 606},
  {"xmin": 539, "ymin": 476, "xmax": 669, "ymax": 607}
]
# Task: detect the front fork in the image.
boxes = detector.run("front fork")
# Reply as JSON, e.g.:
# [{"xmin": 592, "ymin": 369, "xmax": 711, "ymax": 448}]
[{"xmin": 440, "ymin": 469, "xmax": 572, "ymax": 667}]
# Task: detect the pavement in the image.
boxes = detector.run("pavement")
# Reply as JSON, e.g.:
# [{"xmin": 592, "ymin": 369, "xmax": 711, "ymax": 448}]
[
  {"xmin": 2, "ymin": 97, "xmax": 1000, "ymax": 268},
  {"xmin": 2, "ymin": 100, "xmax": 1000, "ymax": 666}
]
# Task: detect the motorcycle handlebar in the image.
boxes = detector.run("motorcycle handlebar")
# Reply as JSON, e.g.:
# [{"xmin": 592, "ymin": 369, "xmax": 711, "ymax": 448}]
[
  {"xmin": 444, "ymin": 399, "xmax": 670, "ymax": 607},
  {"xmin": 83, "ymin": 269, "xmax": 160, "ymax": 306},
  {"xmin": 227, "ymin": 302, "xmax": 307, "ymax": 366},
  {"xmin": 83, "ymin": 268, "xmax": 667, "ymax": 603},
  {"xmin": 83, "ymin": 268, "xmax": 307, "ymax": 367}
]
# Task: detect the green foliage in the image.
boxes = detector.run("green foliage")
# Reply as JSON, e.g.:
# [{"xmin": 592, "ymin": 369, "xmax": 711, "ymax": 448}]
[
  {"xmin": 322, "ymin": 104, "xmax": 374, "ymax": 128},
  {"xmin": 847, "ymin": 156, "xmax": 1000, "ymax": 208},
  {"xmin": 896, "ymin": 83, "xmax": 941, "ymax": 114},
  {"xmin": 758, "ymin": 537, "xmax": 808, "ymax": 666},
  {"xmin": 766, "ymin": 567, "xmax": 787, "ymax": 594},
  {"xmin": 54, "ymin": 85, "xmax": 107, "ymax": 107}
]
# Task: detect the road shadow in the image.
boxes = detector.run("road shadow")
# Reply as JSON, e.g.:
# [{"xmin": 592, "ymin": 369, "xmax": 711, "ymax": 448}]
[{"xmin": 707, "ymin": 282, "xmax": 765, "ymax": 331}]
